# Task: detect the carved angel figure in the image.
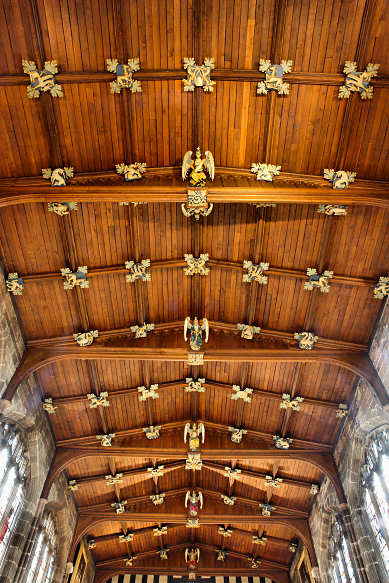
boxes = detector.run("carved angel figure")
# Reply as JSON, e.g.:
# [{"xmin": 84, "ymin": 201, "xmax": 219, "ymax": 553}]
[
  {"xmin": 185, "ymin": 490, "xmax": 203, "ymax": 516},
  {"xmin": 184, "ymin": 317, "xmax": 209, "ymax": 351},
  {"xmin": 185, "ymin": 547, "xmax": 200, "ymax": 569},
  {"xmin": 184, "ymin": 422, "xmax": 205, "ymax": 451},
  {"xmin": 182, "ymin": 148, "xmax": 214, "ymax": 187}
]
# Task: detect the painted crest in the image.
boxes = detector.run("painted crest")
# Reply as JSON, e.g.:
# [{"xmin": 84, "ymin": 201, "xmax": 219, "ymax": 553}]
[
  {"xmin": 184, "ymin": 254, "xmax": 210, "ymax": 276},
  {"xmin": 223, "ymin": 466, "xmax": 241, "ymax": 480},
  {"xmin": 67, "ymin": 479, "xmax": 79, "ymax": 491},
  {"xmin": 336, "ymin": 403, "xmax": 348, "ymax": 418},
  {"xmin": 159, "ymin": 549, "xmax": 169, "ymax": 560},
  {"xmin": 185, "ymin": 490, "xmax": 203, "ymax": 516},
  {"xmin": 61, "ymin": 266, "xmax": 88, "ymax": 290},
  {"xmin": 229, "ymin": 426, "xmax": 247, "ymax": 443},
  {"xmin": 264, "ymin": 475, "xmax": 283, "ymax": 488},
  {"xmin": 182, "ymin": 149, "xmax": 215, "ymax": 187},
  {"xmin": 217, "ymin": 549, "xmax": 227, "ymax": 561},
  {"xmin": 96, "ymin": 433, "xmax": 115, "ymax": 447},
  {"xmin": 125, "ymin": 259, "xmax": 151, "ymax": 282},
  {"xmin": 186, "ymin": 518, "xmax": 200, "ymax": 528},
  {"xmin": 257, "ymin": 59, "xmax": 293, "ymax": 95},
  {"xmin": 310, "ymin": 484, "xmax": 320, "ymax": 495},
  {"xmin": 87, "ymin": 539, "xmax": 96, "ymax": 550},
  {"xmin": 138, "ymin": 384, "xmax": 159, "ymax": 401},
  {"xmin": 185, "ymin": 453, "xmax": 202, "ymax": 471},
  {"xmin": 73, "ymin": 330, "xmax": 98, "ymax": 347},
  {"xmin": 185, "ymin": 547, "xmax": 200, "ymax": 569},
  {"xmin": 374, "ymin": 276, "xmax": 389, "ymax": 299},
  {"xmin": 130, "ymin": 322, "xmax": 155, "ymax": 338},
  {"xmin": 339, "ymin": 62, "xmax": 379, "ymax": 100},
  {"xmin": 280, "ymin": 393, "xmax": 304, "ymax": 411},
  {"xmin": 218, "ymin": 527, "xmax": 233, "ymax": 537},
  {"xmin": 289, "ymin": 542, "xmax": 298, "ymax": 553},
  {"xmin": 185, "ymin": 378, "xmax": 206, "ymax": 393},
  {"xmin": 304, "ymin": 268, "xmax": 334, "ymax": 293},
  {"xmin": 184, "ymin": 317, "xmax": 209, "ymax": 351},
  {"xmin": 111, "ymin": 500, "xmax": 127, "ymax": 514},
  {"xmin": 153, "ymin": 526, "xmax": 168, "ymax": 536},
  {"xmin": 273, "ymin": 435, "xmax": 293, "ymax": 450},
  {"xmin": 183, "ymin": 58, "xmax": 215, "ymax": 92},
  {"xmin": 259, "ymin": 502, "xmax": 275, "ymax": 517},
  {"xmin": 124, "ymin": 555, "xmax": 136, "ymax": 566},
  {"xmin": 323, "ymin": 168, "xmax": 356, "ymax": 190},
  {"xmin": 6, "ymin": 273, "xmax": 24, "ymax": 296},
  {"xmin": 182, "ymin": 190, "xmax": 213, "ymax": 220},
  {"xmin": 42, "ymin": 397, "xmax": 57, "ymax": 414},
  {"xmin": 119, "ymin": 532, "xmax": 134, "ymax": 542},
  {"xmin": 116, "ymin": 162, "xmax": 146, "ymax": 181},
  {"xmin": 317, "ymin": 204, "xmax": 348, "ymax": 216},
  {"xmin": 150, "ymin": 493, "xmax": 165, "ymax": 506},
  {"xmin": 147, "ymin": 465, "xmax": 165, "ymax": 478},
  {"xmin": 87, "ymin": 392, "xmax": 110, "ymax": 408},
  {"xmin": 231, "ymin": 385, "xmax": 253, "ymax": 403},
  {"xmin": 143, "ymin": 425, "xmax": 161, "ymax": 440},
  {"xmin": 106, "ymin": 58, "xmax": 142, "ymax": 93},
  {"xmin": 253, "ymin": 534, "xmax": 267, "ymax": 545},
  {"xmin": 42, "ymin": 167, "xmax": 74, "ymax": 187},
  {"xmin": 48, "ymin": 202, "xmax": 78, "ymax": 215},
  {"xmin": 184, "ymin": 422, "xmax": 205, "ymax": 451},
  {"xmin": 251, "ymin": 162, "xmax": 281, "ymax": 182},
  {"xmin": 242, "ymin": 260, "xmax": 270, "ymax": 284},
  {"xmin": 22, "ymin": 60, "xmax": 63, "ymax": 98},
  {"xmin": 294, "ymin": 331, "xmax": 318, "ymax": 350},
  {"xmin": 105, "ymin": 473, "xmax": 123, "ymax": 486},
  {"xmin": 221, "ymin": 494, "xmax": 236, "ymax": 506},
  {"xmin": 237, "ymin": 323, "xmax": 261, "ymax": 340}
]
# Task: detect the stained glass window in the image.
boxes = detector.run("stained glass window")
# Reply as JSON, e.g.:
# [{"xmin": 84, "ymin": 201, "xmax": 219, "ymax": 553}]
[
  {"xmin": 25, "ymin": 513, "xmax": 56, "ymax": 583},
  {"xmin": 0, "ymin": 423, "xmax": 27, "ymax": 569},
  {"xmin": 329, "ymin": 520, "xmax": 358, "ymax": 583}
]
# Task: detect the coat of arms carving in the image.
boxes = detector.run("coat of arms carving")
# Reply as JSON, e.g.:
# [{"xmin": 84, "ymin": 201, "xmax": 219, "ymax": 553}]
[
  {"xmin": 257, "ymin": 59, "xmax": 293, "ymax": 95},
  {"xmin": 304, "ymin": 268, "xmax": 334, "ymax": 293},
  {"xmin": 6, "ymin": 273, "xmax": 24, "ymax": 296},
  {"xmin": 338, "ymin": 62, "xmax": 379, "ymax": 100},
  {"xmin": 22, "ymin": 60, "xmax": 63, "ymax": 98},
  {"xmin": 61, "ymin": 266, "xmax": 89, "ymax": 290},
  {"xmin": 182, "ymin": 190, "xmax": 213, "ymax": 220},
  {"xmin": 183, "ymin": 58, "xmax": 215, "ymax": 92},
  {"xmin": 106, "ymin": 58, "xmax": 142, "ymax": 93},
  {"xmin": 42, "ymin": 167, "xmax": 74, "ymax": 187},
  {"xmin": 125, "ymin": 259, "xmax": 151, "ymax": 282}
]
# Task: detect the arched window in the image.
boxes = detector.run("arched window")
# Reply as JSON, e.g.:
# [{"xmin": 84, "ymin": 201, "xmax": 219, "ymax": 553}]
[
  {"xmin": 329, "ymin": 519, "xmax": 358, "ymax": 582},
  {"xmin": 25, "ymin": 513, "xmax": 56, "ymax": 583},
  {"xmin": 0, "ymin": 422, "xmax": 27, "ymax": 568},
  {"xmin": 361, "ymin": 428, "xmax": 389, "ymax": 574}
]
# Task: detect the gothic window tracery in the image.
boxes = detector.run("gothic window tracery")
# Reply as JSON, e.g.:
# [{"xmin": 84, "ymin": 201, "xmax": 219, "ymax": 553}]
[
  {"xmin": 25, "ymin": 513, "xmax": 56, "ymax": 583},
  {"xmin": 329, "ymin": 520, "xmax": 358, "ymax": 583},
  {"xmin": 0, "ymin": 423, "xmax": 27, "ymax": 569}
]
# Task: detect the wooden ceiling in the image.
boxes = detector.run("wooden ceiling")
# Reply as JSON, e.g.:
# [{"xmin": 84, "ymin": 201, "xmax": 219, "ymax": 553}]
[{"xmin": 0, "ymin": 1, "xmax": 388, "ymax": 582}]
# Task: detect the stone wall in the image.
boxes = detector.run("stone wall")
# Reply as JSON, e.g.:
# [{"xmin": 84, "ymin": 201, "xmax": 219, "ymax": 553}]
[
  {"xmin": 0, "ymin": 266, "xmax": 86, "ymax": 583},
  {"xmin": 291, "ymin": 300, "xmax": 389, "ymax": 583}
]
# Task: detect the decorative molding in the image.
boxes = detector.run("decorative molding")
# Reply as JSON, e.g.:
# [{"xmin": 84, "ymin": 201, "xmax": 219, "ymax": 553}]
[
  {"xmin": 242, "ymin": 260, "xmax": 269, "ymax": 284},
  {"xmin": 111, "ymin": 500, "xmax": 127, "ymax": 514},
  {"xmin": 183, "ymin": 58, "xmax": 215, "ymax": 92},
  {"xmin": 87, "ymin": 392, "xmax": 110, "ymax": 408},
  {"xmin": 323, "ymin": 169, "xmax": 356, "ymax": 190},
  {"xmin": 231, "ymin": 385, "xmax": 253, "ymax": 403},
  {"xmin": 106, "ymin": 58, "xmax": 141, "ymax": 93},
  {"xmin": 317, "ymin": 204, "xmax": 348, "ymax": 215},
  {"xmin": 130, "ymin": 323, "xmax": 154, "ymax": 338},
  {"xmin": 304, "ymin": 268, "xmax": 333, "ymax": 293},
  {"xmin": 96, "ymin": 433, "xmax": 115, "ymax": 447},
  {"xmin": 257, "ymin": 59, "xmax": 293, "ymax": 95},
  {"xmin": 273, "ymin": 436, "xmax": 293, "ymax": 450},
  {"xmin": 184, "ymin": 254, "xmax": 210, "ymax": 276},
  {"xmin": 185, "ymin": 378, "xmax": 206, "ymax": 393},
  {"xmin": 22, "ymin": 60, "xmax": 63, "ymax": 98},
  {"xmin": 105, "ymin": 473, "xmax": 123, "ymax": 486},
  {"xmin": 42, "ymin": 397, "xmax": 57, "ymax": 414},
  {"xmin": 339, "ymin": 62, "xmax": 379, "ymax": 100},
  {"xmin": 150, "ymin": 493, "xmax": 165, "ymax": 506},
  {"xmin": 294, "ymin": 331, "xmax": 318, "ymax": 350},
  {"xmin": 42, "ymin": 167, "xmax": 73, "ymax": 186},
  {"xmin": 73, "ymin": 330, "xmax": 99, "ymax": 346},
  {"xmin": 374, "ymin": 276, "xmax": 389, "ymax": 299},
  {"xmin": 61, "ymin": 266, "xmax": 88, "ymax": 290},
  {"xmin": 125, "ymin": 259, "xmax": 151, "ymax": 282},
  {"xmin": 116, "ymin": 162, "xmax": 146, "ymax": 182},
  {"xmin": 280, "ymin": 394, "xmax": 304, "ymax": 411},
  {"xmin": 251, "ymin": 163, "xmax": 281, "ymax": 182},
  {"xmin": 237, "ymin": 324, "xmax": 261, "ymax": 339},
  {"xmin": 48, "ymin": 202, "xmax": 78, "ymax": 215},
  {"xmin": 143, "ymin": 426, "xmax": 161, "ymax": 440},
  {"xmin": 138, "ymin": 384, "xmax": 159, "ymax": 401},
  {"xmin": 6, "ymin": 273, "xmax": 24, "ymax": 295}
]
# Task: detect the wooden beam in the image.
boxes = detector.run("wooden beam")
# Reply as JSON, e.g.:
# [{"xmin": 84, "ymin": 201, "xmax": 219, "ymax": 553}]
[
  {"xmin": 41, "ymin": 447, "xmax": 344, "ymax": 503},
  {"xmin": 0, "ymin": 168, "xmax": 388, "ymax": 207},
  {"xmin": 70, "ymin": 460, "xmax": 183, "ymax": 487}
]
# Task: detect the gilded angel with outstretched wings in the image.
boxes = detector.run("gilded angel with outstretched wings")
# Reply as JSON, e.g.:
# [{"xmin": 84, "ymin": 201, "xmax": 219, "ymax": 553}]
[
  {"xmin": 184, "ymin": 422, "xmax": 205, "ymax": 451},
  {"xmin": 184, "ymin": 317, "xmax": 209, "ymax": 351},
  {"xmin": 182, "ymin": 147, "xmax": 215, "ymax": 187}
]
